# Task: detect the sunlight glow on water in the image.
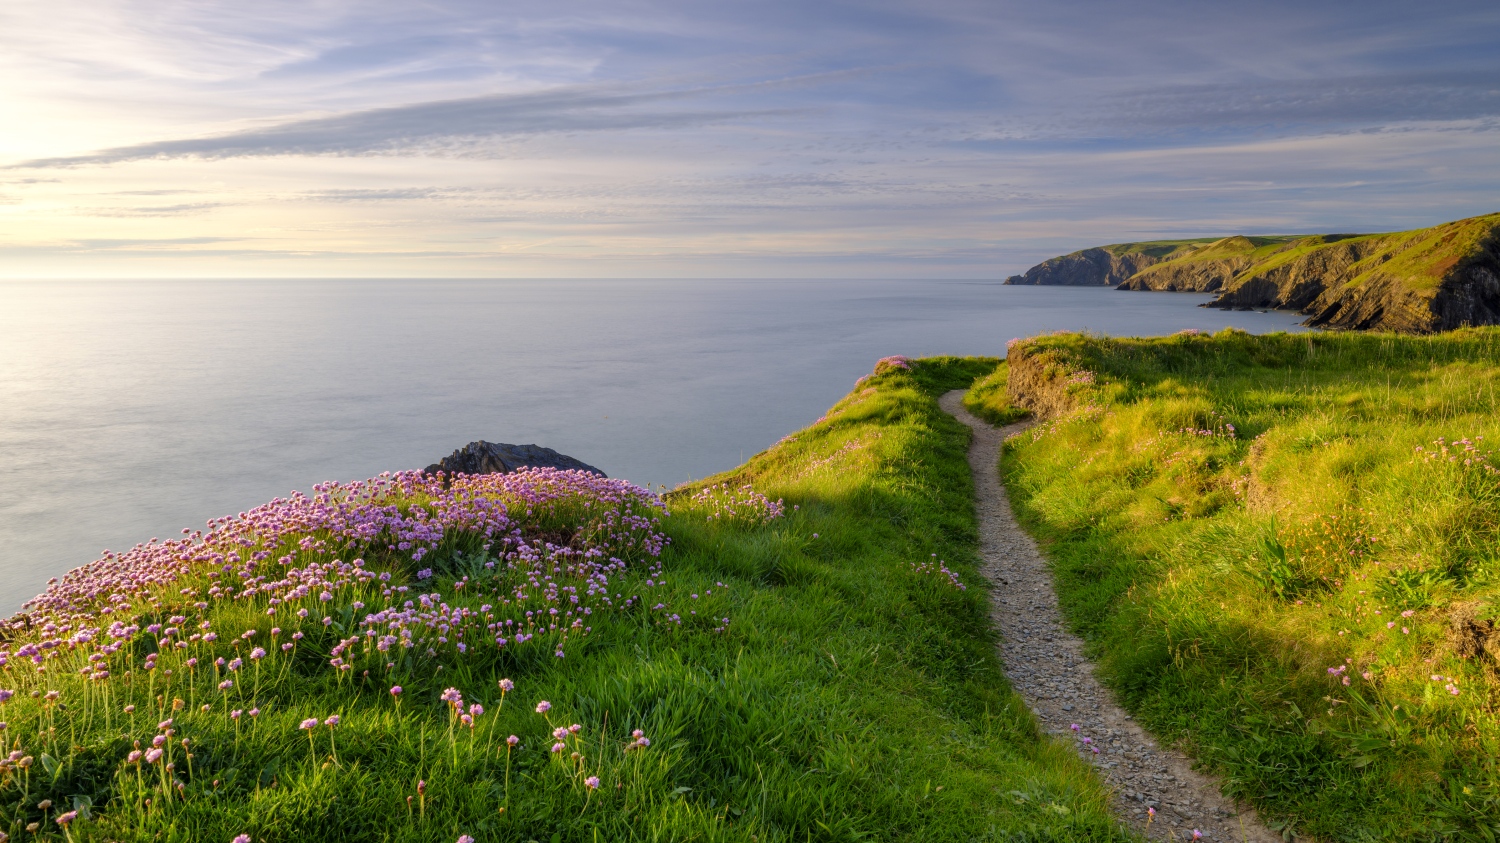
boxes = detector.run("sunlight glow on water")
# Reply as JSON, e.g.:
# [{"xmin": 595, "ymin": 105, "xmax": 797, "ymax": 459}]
[{"xmin": 0, "ymin": 279, "xmax": 1305, "ymax": 613}]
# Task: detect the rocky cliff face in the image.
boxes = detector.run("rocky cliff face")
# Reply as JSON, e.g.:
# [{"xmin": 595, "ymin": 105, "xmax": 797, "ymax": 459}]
[
  {"xmin": 1004, "ymin": 248, "xmax": 1163, "ymax": 286},
  {"xmin": 425, "ymin": 441, "xmax": 605, "ymax": 477},
  {"xmin": 1006, "ymin": 214, "xmax": 1500, "ymax": 333},
  {"xmin": 1115, "ymin": 255, "xmax": 1250, "ymax": 292},
  {"xmin": 1207, "ymin": 239, "xmax": 1380, "ymax": 312},
  {"xmin": 1207, "ymin": 216, "xmax": 1500, "ymax": 333}
]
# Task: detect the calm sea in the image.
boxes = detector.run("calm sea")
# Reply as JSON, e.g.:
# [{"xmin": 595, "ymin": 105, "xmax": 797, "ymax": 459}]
[{"xmin": 0, "ymin": 279, "xmax": 1305, "ymax": 613}]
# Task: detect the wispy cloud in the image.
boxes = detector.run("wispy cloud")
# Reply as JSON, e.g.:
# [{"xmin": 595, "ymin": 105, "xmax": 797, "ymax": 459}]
[
  {"xmin": 69, "ymin": 237, "xmax": 247, "ymax": 250},
  {"xmin": 1098, "ymin": 69, "xmax": 1500, "ymax": 135},
  {"xmin": 9, "ymin": 77, "xmax": 831, "ymax": 169}
]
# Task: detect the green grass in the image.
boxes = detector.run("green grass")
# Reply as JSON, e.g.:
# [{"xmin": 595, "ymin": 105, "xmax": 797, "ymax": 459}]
[
  {"xmin": 1002, "ymin": 328, "xmax": 1500, "ymax": 842},
  {"xmin": 1096, "ymin": 239, "xmax": 1218, "ymax": 260},
  {"xmin": 0, "ymin": 356, "xmax": 1130, "ymax": 842},
  {"xmin": 1135, "ymin": 235, "xmax": 1303, "ymax": 269},
  {"xmin": 962, "ymin": 362, "xmax": 1028, "ymax": 426},
  {"xmin": 1344, "ymin": 212, "xmax": 1500, "ymax": 293}
]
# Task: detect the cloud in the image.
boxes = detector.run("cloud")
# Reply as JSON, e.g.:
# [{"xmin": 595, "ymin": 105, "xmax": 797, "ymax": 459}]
[
  {"xmin": 296, "ymin": 187, "xmax": 453, "ymax": 202},
  {"xmin": 69, "ymin": 237, "xmax": 246, "ymax": 250},
  {"xmin": 84, "ymin": 202, "xmax": 231, "ymax": 217},
  {"xmin": 1099, "ymin": 68, "xmax": 1500, "ymax": 135},
  {"xmin": 8, "ymin": 78, "xmax": 820, "ymax": 169}
]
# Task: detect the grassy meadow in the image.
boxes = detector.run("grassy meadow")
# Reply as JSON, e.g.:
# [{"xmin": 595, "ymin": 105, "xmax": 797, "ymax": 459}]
[
  {"xmin": 1002, "ymin": 328, "xmax": 1500, "ymax": 842},
  {"xmin": 0, "ymin": 355, "xmax": 1130, "ymax": 842}
]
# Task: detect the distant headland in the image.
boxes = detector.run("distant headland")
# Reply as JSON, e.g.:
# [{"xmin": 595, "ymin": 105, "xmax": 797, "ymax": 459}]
[{"xmin": 1005, "ymin": 211, "xmax": 1500, "ymax": 333}]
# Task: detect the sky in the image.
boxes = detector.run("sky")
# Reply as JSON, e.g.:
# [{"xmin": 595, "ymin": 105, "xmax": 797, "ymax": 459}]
[{"xmin": 1, "ymin": 0, "xmax": 1498, "ymax": 278}]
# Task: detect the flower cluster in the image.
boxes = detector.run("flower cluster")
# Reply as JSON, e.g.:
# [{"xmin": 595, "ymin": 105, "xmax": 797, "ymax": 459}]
[
  {"xmin": 1173, "ymin": 408, "xmax": 1237, "ymax": 440},
  {"xmin": 1415, "ymin": 436, "xmax": 1499, "ymax": 474},
  {"xmin": 911, "ymin": 555, "xmax": 966, "ymax": 591},
  {"xmin": 686, "ymin": 483, "xmax": 785, "ymax": 527},
  {"xmin": 1068, "ymin": 722, "xmax": 1101, "ymax": 756},
  {"xmin": 1064, "ymin": 370, "xmax": 1095, "ymax": 387},
  {"xmin": 3, "ymin": 468, "xmax": 667, "ymax": 678},
  {"xmin": 532, "ymin": 696, "xmax": 651, "ymax": 796}
]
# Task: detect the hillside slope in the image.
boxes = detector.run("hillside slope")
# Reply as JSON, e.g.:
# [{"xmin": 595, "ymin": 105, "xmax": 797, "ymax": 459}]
[
  {"xmin": 1002, "ymin": 328, "xmax": 1500, "ymax": 841},
  {"xmin": 1003, "ymin": 240, "xmax": 1213, "ymax": 286},
  {"xmin": 1012, "ymin": 213, "xmax": 1500, "ymax": 333}
]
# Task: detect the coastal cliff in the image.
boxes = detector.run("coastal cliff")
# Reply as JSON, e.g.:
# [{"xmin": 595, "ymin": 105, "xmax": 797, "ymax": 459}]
[
  {"xmin": 1004, "ymin": 247, "xmax": 1155, "ymax": 286},
  {"xmin": 1211, "ymin": 216, "xmax": 1500, "ymax": 332},
  {"xmin": 1115, "ymin": 235, "xmax": 1300, "ymax": 293},
  {"xmin": 1003, "ymin": 239, "xmax": 1211, "ymax": 286},
  {"xmin": 1008, "ymin": 212, "xmax": 1500, "ymax": 333}
]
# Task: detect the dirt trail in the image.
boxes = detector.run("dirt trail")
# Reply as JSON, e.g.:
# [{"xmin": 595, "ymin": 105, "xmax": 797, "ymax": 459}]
[{"xmin": 940, "ymin": 390, "xmax": 1280, "ymax": 843}]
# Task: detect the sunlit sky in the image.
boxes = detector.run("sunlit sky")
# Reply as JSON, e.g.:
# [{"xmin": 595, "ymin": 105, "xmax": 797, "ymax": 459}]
[{"xmin": 2, "ymin": 0, "xmax": 1498, "ymax": 278}]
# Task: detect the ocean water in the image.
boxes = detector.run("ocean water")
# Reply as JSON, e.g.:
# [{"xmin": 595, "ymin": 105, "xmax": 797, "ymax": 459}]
[{"xmin": 0, "ymin": 279, "xmax": 1305, "ymax": 614}]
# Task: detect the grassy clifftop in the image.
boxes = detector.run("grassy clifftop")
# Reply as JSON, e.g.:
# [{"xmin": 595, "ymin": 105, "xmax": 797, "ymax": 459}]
[
  {"xmin": 1003, "ymin": 328, "xmax": 1500, "ymax": 841},
  {"xmin": 0, "ymin": 357, "xmax": 1130, "ymax": 842},
  {"xmin": 1022, "ymin": 213, "xmax": 1500, "ymax": 333},
  {"xmin": 1003, "ymin": 239, "xmax": 1217, "ymax": 286}
]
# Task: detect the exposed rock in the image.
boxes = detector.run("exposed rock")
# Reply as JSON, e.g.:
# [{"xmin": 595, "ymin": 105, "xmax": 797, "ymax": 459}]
[
  {"xmin": 1004, "ymin": 247, "xmax": 1167, "ymax": 286},
  {"xmin": 1115, "ymin": 236, "xmax": 1304, "ymax": 293},
  {"xmin": 1012, "ymin": 213, "xmax": 1500, "ymax": 334},
  {"xmin": 1115, "ymin": 256, "xmax": 1246, "ymax": 292},
  {"xmin": 1448, "ymin": 601, "xmax": 1500, "ymax": 671},
  {"xmin": 1205, "ymin": 238, "xmax": 1378, "ymax": 312},
  {"xmin": 1207, "ymin": 216, "xmax": 1500, "ymax": 333},
  {"xmin": 424, "ymin": 441, "xmax": 605, "ymax": 477},
  {"xmin": 1004, "ymin": 344, "xmax": 1080, "ymax": 421}
]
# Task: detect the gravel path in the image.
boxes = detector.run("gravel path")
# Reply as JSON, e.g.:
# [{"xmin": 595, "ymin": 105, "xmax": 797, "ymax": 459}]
[{"xmin": 941, "ymin": 391, "xmax": 1280, "ymax": 843}]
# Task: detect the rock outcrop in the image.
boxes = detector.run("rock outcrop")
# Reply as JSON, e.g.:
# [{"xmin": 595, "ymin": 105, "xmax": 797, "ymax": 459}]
[
  {"xmin": 424, "ymin": 441, "xmax": 605, "ymax": 477},
  {"xmin": 1007, "ymin": 213, "xmax": 1500, "ymax": 333},
  {"xmin": 1114, "ymin": 256, "xmax": 1245, "ymax": 292},
  {"xmin": 1205, "ymin": 216, "xmax": 1500, "ymax": 333},
  {"xmin": 1004, "ymin": 247, "xmax": 1163, "ymax": 286},
  {"xmin": 1114, "ymin": 236, "xmax": 1312, "ymax": 293}
]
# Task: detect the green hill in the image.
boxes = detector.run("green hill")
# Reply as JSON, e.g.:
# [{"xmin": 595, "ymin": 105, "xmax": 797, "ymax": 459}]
[
  {"xmin": 1004, "ymin": 238, "xmax": 1217, "ymax": 286},
  {"xmin": 1013, "ymin": 213, "xmax": 1500, "ymax": 333}
]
